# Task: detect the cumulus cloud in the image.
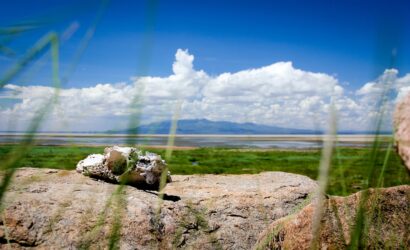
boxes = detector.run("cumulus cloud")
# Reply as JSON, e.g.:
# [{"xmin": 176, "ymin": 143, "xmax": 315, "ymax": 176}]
[
  {"xmin": 352, "ymin": 69, "xmax": 410, "ymax": 130},
  {"xmin": 356, "ymin": 68, "xmax": 410, "ymax": 101},
  {"xmin": 0, "ymin": 48, "xmax": 409, "ymax": 132},
  {"xmin": 396, "ymin": 74, "xmax": 410, "ymax": 100}
]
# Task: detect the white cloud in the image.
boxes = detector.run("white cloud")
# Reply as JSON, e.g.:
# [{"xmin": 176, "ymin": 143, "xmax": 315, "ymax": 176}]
[
  {"xmin": 396, "ymin": 74, "xmax": 410, "ymax": 100},
  {"xmin": 351, "ymin": 69, "xmax": 410, "ymax": 131},
  {"xmin": 356, "ymin": 69, "xmax": 398, "ymax": 97},
  {"xmin": 0, "ymin": 49, "xmax": 409, "ymax": 132},
  {"xmin": 397, "ymin": 86, "xmax": 410, "ymax": 100}
]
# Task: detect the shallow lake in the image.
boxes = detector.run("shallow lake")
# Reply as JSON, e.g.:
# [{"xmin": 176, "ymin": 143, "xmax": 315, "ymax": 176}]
[{"xmin": 0, "ymin": 133, "xmax": 390, "ymax": 149}]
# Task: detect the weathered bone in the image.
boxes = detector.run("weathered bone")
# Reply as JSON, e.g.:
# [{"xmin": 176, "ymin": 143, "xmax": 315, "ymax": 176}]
[{"xmin": 76, "ymin": 146, "xmax": 171, "ymax": 189}]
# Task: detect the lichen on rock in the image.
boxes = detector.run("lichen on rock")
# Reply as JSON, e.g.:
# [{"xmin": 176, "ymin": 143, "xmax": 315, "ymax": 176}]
[{"xmin": 76, "ymin": 146, "xmax": 171, "ymax": 189}]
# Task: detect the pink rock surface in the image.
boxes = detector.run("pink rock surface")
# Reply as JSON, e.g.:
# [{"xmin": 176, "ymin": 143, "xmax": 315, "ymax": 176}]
[
  {"xmin": 0, "ymin": 168, "xmax": 317, "ymax": 249},
  {"xmin": 394, "ymin": 92, "xmax": 410, "ymax": 171}
]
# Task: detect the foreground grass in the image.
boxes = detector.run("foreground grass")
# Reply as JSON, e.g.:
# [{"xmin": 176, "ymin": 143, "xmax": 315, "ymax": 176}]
[{"xmin": 0, "ymin": 145, "xmax": 408, "ymax": 195}]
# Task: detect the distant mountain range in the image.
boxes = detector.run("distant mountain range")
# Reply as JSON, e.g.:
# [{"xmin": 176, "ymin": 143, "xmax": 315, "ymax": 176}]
[
  {"xmin": 0, "ymin": 119, "xmax": 392, "ymax": 135},
  {"xmin": 109, "ymin": 119, "xmax": 321, "ymax": 135}
]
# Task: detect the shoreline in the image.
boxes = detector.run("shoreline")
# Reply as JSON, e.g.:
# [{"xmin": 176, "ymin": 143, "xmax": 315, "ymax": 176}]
[
  {"xmin": 0, "ymin": 133, "xmax": 392, "ymax": 141},
  {"xmin": 0, "ymin": 142, "xmax": 385, "ymax": 151}
]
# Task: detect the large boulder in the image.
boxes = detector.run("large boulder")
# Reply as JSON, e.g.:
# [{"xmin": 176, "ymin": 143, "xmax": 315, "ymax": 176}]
[
  {"xmin": 394, "ymin": 92, "xmax": 410, "ymax": 171},
  {"xmin": 76, "ymin": 146, "xmax": 171, "ymax": 189},
  {"xmin": 0, "ymin": 168, "xmax": 317, "ymax": 249},
  {"xmin": 255, "ymin": 185, "xmax": 410, "ymax": 249}
]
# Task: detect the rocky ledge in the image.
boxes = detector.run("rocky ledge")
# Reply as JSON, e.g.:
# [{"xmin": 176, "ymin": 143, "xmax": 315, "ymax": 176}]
[
  {"xmin": 255, "ymin": 185, "xmax": 410, "ymax": 249},
  {"xmin": 0, "ymin": 168, "xmax": 317, "ymax": 249}
]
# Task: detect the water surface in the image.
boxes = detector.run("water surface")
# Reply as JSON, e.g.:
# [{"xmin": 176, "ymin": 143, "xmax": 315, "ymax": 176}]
[{"xmin": 0, "ymin": 133, "xmax": 391, "ymax": 149}]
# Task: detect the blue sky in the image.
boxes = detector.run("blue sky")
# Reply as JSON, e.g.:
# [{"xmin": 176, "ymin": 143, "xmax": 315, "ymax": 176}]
[
  {"xmin": 0, "ymin": 0, "xmax": 409, "ymax": 131},
  {"xmin": 1, "ymin": 0, "xmax": 409, "ymax": 88}
]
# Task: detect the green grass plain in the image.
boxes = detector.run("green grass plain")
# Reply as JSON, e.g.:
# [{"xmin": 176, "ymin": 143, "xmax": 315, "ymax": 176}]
[{"xmin": 0, "ymin": 145, "xmax": 408, "ymax": 196}]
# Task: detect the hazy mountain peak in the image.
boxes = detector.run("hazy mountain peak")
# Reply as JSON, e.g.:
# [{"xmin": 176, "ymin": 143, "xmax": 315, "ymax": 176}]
[{"xmin": 115, "ymin": 119, "xmax": 318, "ymax": 135}]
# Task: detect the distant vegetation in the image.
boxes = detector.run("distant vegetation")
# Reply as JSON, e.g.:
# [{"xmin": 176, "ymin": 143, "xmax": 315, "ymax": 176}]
[{"xmin": 0, "ymin": 145, "xmax": 408, "ymax": 196}]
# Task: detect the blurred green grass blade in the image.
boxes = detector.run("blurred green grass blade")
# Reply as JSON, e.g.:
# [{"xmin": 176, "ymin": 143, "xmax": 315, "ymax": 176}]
[
  {"xmin": 0, "ymin": 169, "xmax": 16, "ymax": 205},
  {"xmin": 61, "ymin": 0, "xmax": 110, "ymax": 85},
  {"xmin": 126, "ymin": 0, "xmax": 158, "ymax": 146},
  {"xmin": 0, "ymin": 32, "xmax": 59, "ymax": 88},
  {"xmin": 334, "ymin": 146, "xmax": 347, "ymax": 196},
  {"xmin": 107, "ymin": 185, "xmax": 126, "ymax": 250},
  {"xmin": 0, "ymin": 44, "xmax": 16, "ymax": 57},
  {"xmin": 0, "ymin": 32, "xmax": 61, "ymax": 205},
  {"xmin": 0, "ymin": 23, "xmax": 42, "ymax": 36},
  {"xmin": 17, "ymin": 0, "xmax": 109, "ymax": 88},
  {"xmin": 348, "ymin": 62, "xmax": 396, "ymax": 249},
  {"xmin": 310, "ymin": 104, "xmax": 337, "ymax": 249},
  {"xmin": 377, "ymin": 142, "xmax": 392, "ymax": 187},
  {"xmin": 156, "ymin": 100, "xmax": 182, "ymax": 219}
]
